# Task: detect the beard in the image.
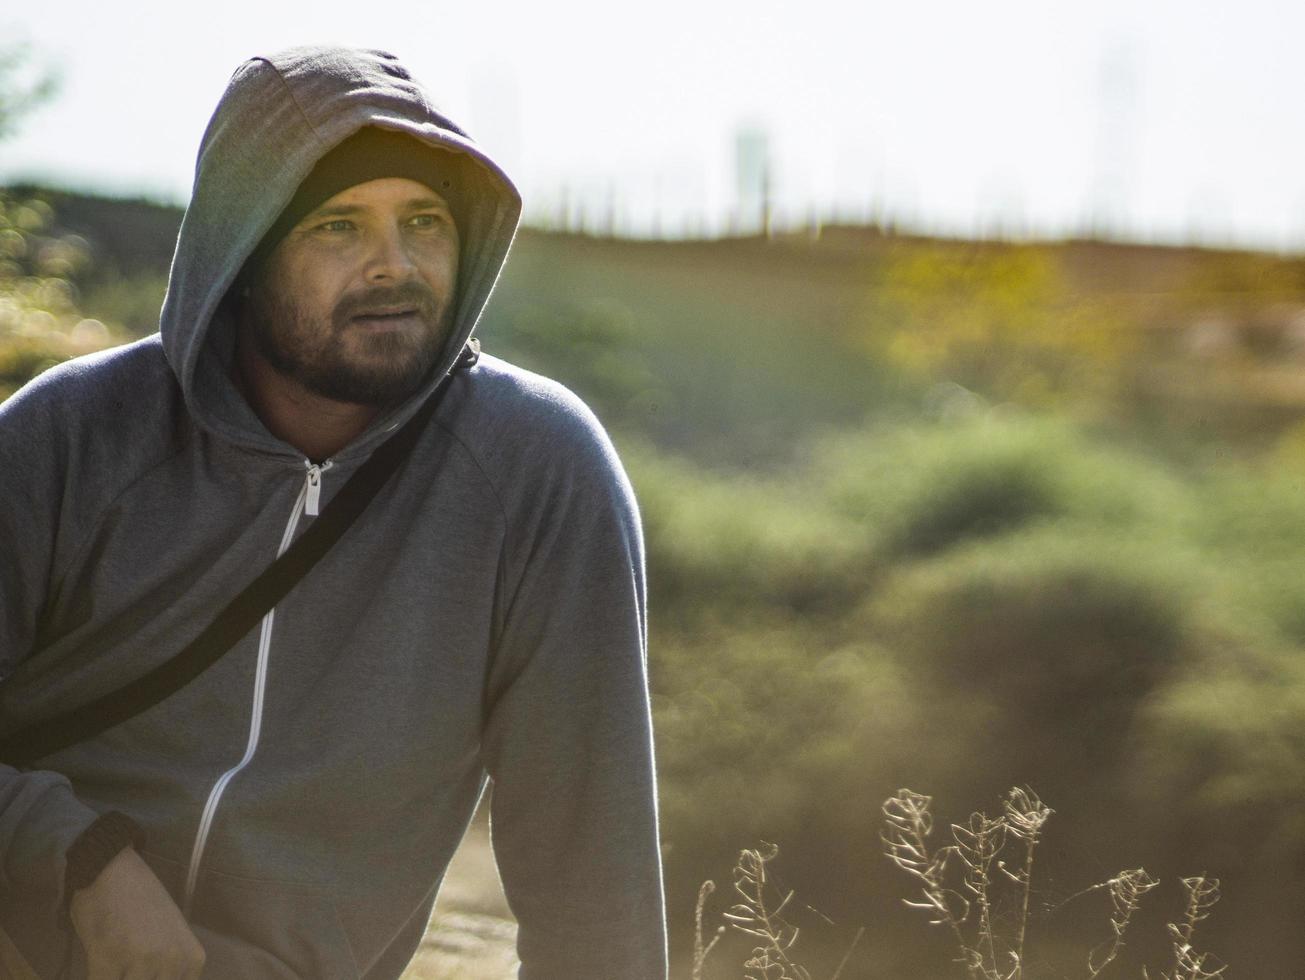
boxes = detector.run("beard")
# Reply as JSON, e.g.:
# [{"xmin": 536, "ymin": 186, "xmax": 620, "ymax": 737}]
[{"xmin": 246, "ymin": 279, "xmax": 456, "ymax": 407}]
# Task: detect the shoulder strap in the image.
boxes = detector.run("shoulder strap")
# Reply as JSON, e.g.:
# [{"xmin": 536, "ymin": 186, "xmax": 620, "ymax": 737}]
[{"xmin": 1, "ymin": 340, "xmax": 481, "ymax": 768}]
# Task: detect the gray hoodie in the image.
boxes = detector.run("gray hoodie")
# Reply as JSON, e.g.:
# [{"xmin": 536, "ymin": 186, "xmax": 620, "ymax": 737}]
[{"xmin": 0, "ymin": 45, "xmax": 666, "ymax": 979}]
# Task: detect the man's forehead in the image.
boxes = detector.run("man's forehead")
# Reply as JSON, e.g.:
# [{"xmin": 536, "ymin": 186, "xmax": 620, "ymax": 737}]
[{"xmin": 300, "ymin": 178, "xmax": 452, "ymax": 221}]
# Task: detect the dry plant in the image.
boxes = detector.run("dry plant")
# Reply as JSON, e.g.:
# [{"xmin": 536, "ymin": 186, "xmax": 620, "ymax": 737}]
[
  {"xmin": 881, "ymin": 789, "xmax": 984, "ymax": 978},
  {"xmin": 695, "ymin": 842, "xmax": 864, "ymax": 980},
  {"xmin": 954, "ymin": 808, "xmax": 1007, "ymax": 975},
  {"xmin": 1087, "ymin": 868, "xmax": 1160, "ymax": 977},
  {"xmin": 721, "ymin": 843, "xmax": 812, "ymax": 980},
  {"xmin": 882, "ymin": 787, "xmax": 1225, "ymax": 980},
  {"xmin": 998, "ymin": 786, "xmax": 1053, "ymax": 978},
  {"xmin": 694, "ymin": 880, "xmax": 726, "ymax": 980},
  {"xmin": 690, "ymin": 786, "xmax": 1225, "ymax": 980},
  {"xmin": 1144, "ymin": 876, "xmax": 1226, "ymax": 980}
]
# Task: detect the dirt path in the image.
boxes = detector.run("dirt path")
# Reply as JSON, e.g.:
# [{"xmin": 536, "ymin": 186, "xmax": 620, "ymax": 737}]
[{"xmin": 400, "ymin": 804, "xmax": 520, "ymax": 979}]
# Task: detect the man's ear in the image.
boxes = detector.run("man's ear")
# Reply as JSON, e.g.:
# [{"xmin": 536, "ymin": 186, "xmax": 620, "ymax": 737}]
[
  {"xmin": 219, "ymin": 272, "xmax": 252, "ymax": 321},
  {"xmin": 232, "ymin": 263, "xmax": 258, "ymax": 301}
]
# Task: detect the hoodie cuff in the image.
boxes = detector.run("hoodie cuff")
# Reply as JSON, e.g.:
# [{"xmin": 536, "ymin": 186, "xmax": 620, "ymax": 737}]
[{"xmin": 63, "ymin": 811, "xmax": 146, "ymax": 907}]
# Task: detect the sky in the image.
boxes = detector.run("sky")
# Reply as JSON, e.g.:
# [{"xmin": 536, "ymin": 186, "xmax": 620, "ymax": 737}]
[{"xmin": 1, "ymin": 0, "xmax": 1301, "ymax": 249}]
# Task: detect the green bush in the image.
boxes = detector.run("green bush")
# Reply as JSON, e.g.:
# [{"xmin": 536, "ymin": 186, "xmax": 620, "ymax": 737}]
[
  {"xmin": 628, "ymin": 442, "xmax": 870, "ymax": 617},
  {"xmin": 653, "ymin": 616, "xmax": 916, "ymax": 948},
  {"xmin": 812, "ymin": 412, "xmax": 1194, "ymax": 560},
  {"xmin": 867, "ymin": 529, "xmax": 1198, "ymax": 723}
]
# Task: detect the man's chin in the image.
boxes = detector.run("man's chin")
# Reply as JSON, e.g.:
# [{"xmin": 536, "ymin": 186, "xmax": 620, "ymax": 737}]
[
  {"xmin": 298, "ymin": 330, "xmax": 447, "ymax": 406},
  {"xmin": 297, "ymin": 356, "xmax": 438, "ymax": 408}
]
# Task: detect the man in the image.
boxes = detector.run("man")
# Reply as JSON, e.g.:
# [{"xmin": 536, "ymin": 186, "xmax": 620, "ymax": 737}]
[{"xmin": 0, "ymin": 45, "xmax": 667, "ymax": 978}]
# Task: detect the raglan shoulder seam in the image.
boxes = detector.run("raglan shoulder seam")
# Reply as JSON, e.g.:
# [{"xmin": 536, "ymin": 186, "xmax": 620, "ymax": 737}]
[{"xmin": 50, "ymin": 418, "xmax": 197, "ymax": 606}]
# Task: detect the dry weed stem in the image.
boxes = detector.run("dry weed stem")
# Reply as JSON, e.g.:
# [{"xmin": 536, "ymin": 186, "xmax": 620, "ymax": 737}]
[
  {"xmin": 1000, "ymin": 787, "xmax": 1052, "ymax": 979},
  {"xmin": 723, "ymin": 843, "xmax": 812, "ymax": 980},
  {"xmin": 693, "ymin": 879, "xmax": 725, "ymax": 980},
  {"xmin": 1162, "ymin": 876, "xmax": 1226, "ymax": 980},
  {"xmin": 882, "ymin": 789, "xmax": 983, "ymax": 979},
  {"xmin": 1087, "ymin": 868, "xmax": 1160, "ymax": 977}
]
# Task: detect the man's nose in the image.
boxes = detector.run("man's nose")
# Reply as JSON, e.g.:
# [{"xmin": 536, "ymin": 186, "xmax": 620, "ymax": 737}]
[{"xmin": 363, "ymin": 226, "xmax": 417, "ymax": 281}]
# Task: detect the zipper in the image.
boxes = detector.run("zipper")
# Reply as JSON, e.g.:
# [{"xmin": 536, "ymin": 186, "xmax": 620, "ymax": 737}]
[
  {"xmin": 181, "ymin": 460, "xmax": 331, "ymax": 916},
  {"xmin": 304, "ymin": 460, "xmax": 331, "ymax": 516}
]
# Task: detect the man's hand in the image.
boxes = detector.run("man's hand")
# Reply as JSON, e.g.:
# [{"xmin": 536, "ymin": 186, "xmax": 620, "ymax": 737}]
[{"xmin": 68, "ymin": 847, "xmax": 206, "ymax": 980}]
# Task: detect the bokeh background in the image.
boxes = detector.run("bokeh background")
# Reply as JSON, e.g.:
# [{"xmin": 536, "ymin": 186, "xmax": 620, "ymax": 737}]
[{"xmin": 3, "ymin": 2, "xmax": 1305, "ymax": 976}]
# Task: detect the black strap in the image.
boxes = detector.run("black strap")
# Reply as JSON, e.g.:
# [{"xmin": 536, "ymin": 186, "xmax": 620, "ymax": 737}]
[{"xmin": 1, "ymin": 340, "xmax": 480, "ymax": 768}]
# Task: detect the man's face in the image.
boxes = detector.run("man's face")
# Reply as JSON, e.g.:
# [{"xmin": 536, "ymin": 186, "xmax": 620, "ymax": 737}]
[{"xmin": 243, "ymin": 176, "xmax": 460, "ymax": 406}]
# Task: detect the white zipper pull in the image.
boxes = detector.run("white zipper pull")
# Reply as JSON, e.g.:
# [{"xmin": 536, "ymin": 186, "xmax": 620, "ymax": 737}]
[{"xmin": 303, "ymin": 461, "xmax": 332, "ymax": 517}]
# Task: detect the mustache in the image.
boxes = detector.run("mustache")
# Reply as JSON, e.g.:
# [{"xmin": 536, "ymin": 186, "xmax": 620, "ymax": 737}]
[{"xmin": 332, "ymin": 281, "xmax": 441, "ymax": 326}]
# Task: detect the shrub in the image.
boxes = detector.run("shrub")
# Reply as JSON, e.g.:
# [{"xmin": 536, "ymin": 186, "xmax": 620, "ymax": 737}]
[
  {"xmin": 653, "ymin": 618, "xmax": 914, "ymax": 928},
  {"xmin": 868, "ymin": 531, "xmax": 1196, "ymax": 718},
  {"xmin": 812, "ymin": 412, "xmax": 1194, "ymax": 561},
  {"xmin": 628, "ymin": 443, "xmax": 870, "ymax": 616}
]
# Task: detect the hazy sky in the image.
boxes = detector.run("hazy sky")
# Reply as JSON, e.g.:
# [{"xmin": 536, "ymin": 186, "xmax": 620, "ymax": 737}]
[{"xmin": 1, "ymin": 0, "xmax": 1300, "ymax": 248}]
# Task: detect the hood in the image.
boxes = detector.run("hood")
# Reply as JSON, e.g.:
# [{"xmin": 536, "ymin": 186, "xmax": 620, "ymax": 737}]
[{"xmin": 159, "ymin": 45, "xmax": 522, "ymax": 460}]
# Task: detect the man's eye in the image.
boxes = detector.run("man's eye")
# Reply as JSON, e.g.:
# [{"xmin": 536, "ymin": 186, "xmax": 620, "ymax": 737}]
[
  {"xmin": 410, "ymin": 213, "xmax": 447, "ymax": 228},
  {"xmin": 319, "ymin": 219, "xmax": 354, "ymax": 232}
]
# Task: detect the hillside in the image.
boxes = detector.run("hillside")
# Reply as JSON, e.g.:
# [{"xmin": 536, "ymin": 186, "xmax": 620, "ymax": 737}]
[
  {"xmin": 13, "ymin": 183, "xmax": 1305, "ymax": 463},
  {"xmin": 7, "ymin": 184, "xmax": 1305, "ymax": 976}
]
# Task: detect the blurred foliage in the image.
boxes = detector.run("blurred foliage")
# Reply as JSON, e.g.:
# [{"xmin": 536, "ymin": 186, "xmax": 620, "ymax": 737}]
[
  {"xmin": 643, "ymin": 409, "xmax": 1305, "ymax": 976},
  {"xmin": 627, "ymin": 445, "xmax": 868, "ymax": 617},
  {"xmin": 489, "ymin": 296, "xmax": 665, "ymax": 430},
  {"xmin": 0, "ymin": 189, "xmax": 124, "ymax": 397},
  {"xmin": 5, "ymin": 191, "xmax": 1305, "ymax": 974},
  {"xmin": 1180, "ymin": 250, "xmax": 1305, "ymax": 308},
  {"xmin": 812, "ymin": 410, "xmax": 1195, "ymax": 557},
  {"xmin": 79, "ymin": 271, "xmax": 169, "ymax": 336},
  {"xmin": 489, "ymin": 231, "xmax": 904, "ymax": 468},
  {"xmin": 5, "ymin": 183, "xmax": 184, "ymax": 284},
  {"xmin": 859, "ymin": 242, "xmax": 1137, "ymax": 409}
]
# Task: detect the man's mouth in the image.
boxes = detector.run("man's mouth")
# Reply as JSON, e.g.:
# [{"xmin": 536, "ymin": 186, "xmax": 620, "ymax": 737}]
[{"xmin": 350, "ymin": 307, "xmax": 422, "ymax": 331}]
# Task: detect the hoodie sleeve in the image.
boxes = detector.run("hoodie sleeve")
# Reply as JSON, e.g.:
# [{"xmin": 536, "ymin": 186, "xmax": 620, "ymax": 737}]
[
  {"xmin": 0, "ymin": 374, "xmax": 102, "ymax": 933},
  {"xmin": 480, "ymin": 398, "xmax": 668, "ymax": 980}
]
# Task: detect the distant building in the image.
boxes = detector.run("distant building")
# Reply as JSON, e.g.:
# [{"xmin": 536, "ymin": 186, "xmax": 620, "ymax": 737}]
[{"xmin": 734, "ymin": 125, "xmax": 771, "ymax": 235}]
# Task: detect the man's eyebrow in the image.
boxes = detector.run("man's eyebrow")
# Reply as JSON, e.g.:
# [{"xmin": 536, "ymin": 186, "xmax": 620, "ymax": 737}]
[{"xmin": 404, "ymin": 195, "xmax": 452, "ymax": 211}]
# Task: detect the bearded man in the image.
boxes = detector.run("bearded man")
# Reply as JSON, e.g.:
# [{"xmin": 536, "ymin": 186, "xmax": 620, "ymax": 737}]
[{"xmin": 0, "ymin": 45, "xmax": 667, "ymax": 979}]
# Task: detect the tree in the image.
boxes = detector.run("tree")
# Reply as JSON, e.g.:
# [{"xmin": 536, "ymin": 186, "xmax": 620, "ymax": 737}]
[{"xmin": 0, "ymin": 40, "xmax": 59, "ymax": 142}]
